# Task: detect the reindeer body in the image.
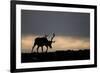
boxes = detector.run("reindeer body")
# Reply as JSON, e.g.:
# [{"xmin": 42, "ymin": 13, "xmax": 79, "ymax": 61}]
[
  {"xmin": 31, "ymin": 33, "xmax": 55, "ymax": 53},
  {"xmin": 34, "ymin": 37, "xmax": 52, "ymax": 48}
]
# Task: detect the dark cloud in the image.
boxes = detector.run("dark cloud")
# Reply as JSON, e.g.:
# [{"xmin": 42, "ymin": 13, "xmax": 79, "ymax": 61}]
[{"xmin": 21, "ymin": 10, "xmax": 90, "ymax": 37}]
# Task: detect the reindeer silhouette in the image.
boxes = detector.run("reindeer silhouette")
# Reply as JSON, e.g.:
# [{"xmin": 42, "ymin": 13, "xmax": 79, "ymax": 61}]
[{"xmin": 31, "ymin": 33, "xmax": 55, "ymax": 53}]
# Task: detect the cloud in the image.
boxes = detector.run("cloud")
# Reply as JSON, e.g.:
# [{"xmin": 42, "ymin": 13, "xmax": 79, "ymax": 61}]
[{"xmin": 21, "ymin": 35, "xmax": 90, "ymax": 53}]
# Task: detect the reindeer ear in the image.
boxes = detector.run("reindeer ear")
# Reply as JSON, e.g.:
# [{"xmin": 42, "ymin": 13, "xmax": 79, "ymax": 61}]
[{"xmin": 52, "ymin": 41, "xmax": 55, "ymax": 43}]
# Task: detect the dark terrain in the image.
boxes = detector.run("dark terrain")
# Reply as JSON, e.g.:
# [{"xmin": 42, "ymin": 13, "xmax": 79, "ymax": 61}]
[{"xmin": 21, "ymin": 49, "xmax": 90, "ymax": 63}]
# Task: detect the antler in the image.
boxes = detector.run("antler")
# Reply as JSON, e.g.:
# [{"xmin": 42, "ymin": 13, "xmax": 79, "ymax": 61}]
[
  {"xmin": 51, "ymin": 33, "xmax": 55, "ymax": 41},
  {"xmin": 44, "ymin": 34, "xmax": 48, "ymax": 38}
]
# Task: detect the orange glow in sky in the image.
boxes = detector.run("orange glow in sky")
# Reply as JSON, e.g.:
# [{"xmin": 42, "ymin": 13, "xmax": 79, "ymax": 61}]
[{"xmin": 21, "ymin": 35, "xmax": 90, "ymax": 53}]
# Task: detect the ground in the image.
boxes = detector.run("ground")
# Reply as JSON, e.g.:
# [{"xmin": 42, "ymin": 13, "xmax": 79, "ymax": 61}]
[{"xmin": 21, "ymin": 49, "xmax": 90, "ymax": 63}]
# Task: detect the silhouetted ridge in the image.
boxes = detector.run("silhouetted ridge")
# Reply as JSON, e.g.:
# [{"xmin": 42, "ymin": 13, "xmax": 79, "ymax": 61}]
[{"xmin": 21, "ymin": 49, "xmax": 90, "ymax": 63}]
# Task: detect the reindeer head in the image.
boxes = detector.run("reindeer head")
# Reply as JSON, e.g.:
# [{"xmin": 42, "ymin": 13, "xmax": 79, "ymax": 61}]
[{"xmin": 48, "ymin": 33, "xmax": 55, "ymax": 48}]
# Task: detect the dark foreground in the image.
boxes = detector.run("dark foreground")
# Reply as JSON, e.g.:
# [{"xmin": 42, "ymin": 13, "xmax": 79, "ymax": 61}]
[{"xmin": 21, "ymin": 49, "xmax": 90, "ymax": 63}]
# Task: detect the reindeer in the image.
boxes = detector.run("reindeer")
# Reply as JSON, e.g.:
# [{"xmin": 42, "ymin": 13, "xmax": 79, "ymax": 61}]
[{"xmin": 31, "ymin": 33, "xmax": 55, "ymax": 53}]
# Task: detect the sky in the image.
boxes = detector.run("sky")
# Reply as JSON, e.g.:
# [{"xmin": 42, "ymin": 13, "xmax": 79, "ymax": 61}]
[{"xmin": 21, "ymin": 10, "xmax": 90, "ymax": 53}]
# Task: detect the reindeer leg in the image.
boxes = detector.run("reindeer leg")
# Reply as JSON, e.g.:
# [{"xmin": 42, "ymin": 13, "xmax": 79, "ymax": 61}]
[
  {"xmin": 41, "ymin": 46, "xmax": 43, "ymax": 53},
  {"xmin": 37, "ymin": 46, "xmax": 39, "ymax": 53},
  {"xmin": 46, "ymin": 46, "xmax": 48, "ymax": 53},
  {"xmin": 31, "ymin": 45, "xmax": 35, "ymax": 53}
]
